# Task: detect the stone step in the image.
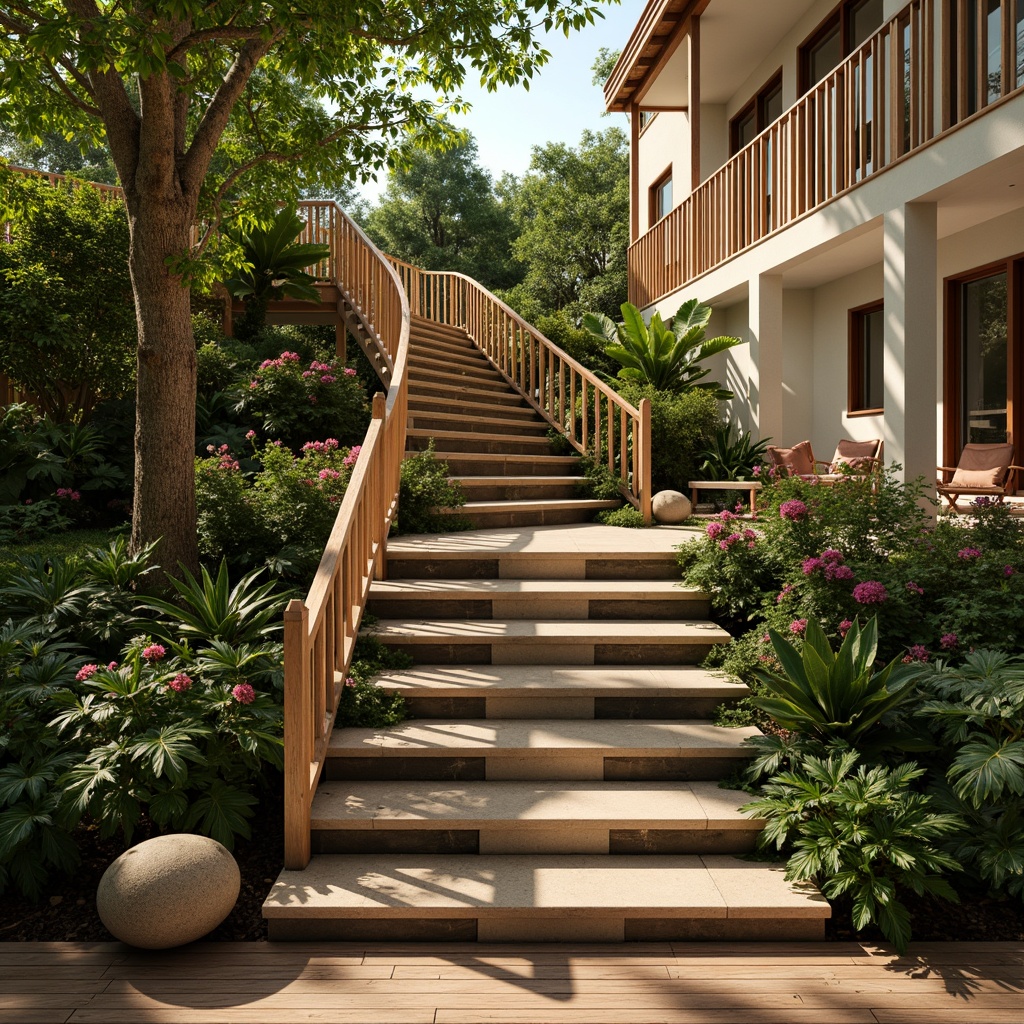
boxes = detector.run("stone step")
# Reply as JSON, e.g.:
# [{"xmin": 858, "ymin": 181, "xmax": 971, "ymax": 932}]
[
  {"xmin": 408, "ymin": 380, "xmax": 526, "ymax": 407},
  {"xmin": 325, "ymin": 718, "xmax": 756, "ymax": 782},
  {"xmin": 366, "ymin": 664, "xmax": 744, "ymax": 720},
  {"xmin": 367, "ymin": 578, "xmax": 710, "ymax": 622},
  {"xmin": 408, "ymin": 409, "xmax": 550, "ymax": 436},
  {"xmin": 264, "ymin": 854, "xmax": 829, "ymax": 942},
  {"xmin": 382, "ymin": 524, "xmax": 688, "ymax": 581},
  {"xmin": 418, "ymin": 452, "xmax": 583, "ymax": 478},
  {"xmin": 454, "ymin": 476, "xmax": 584, "ymax": 502},
  {"xmin": 368, "ymin": 618, "xmax": 729, "ymax": 665},
  {"xmin": 406, "ymin": 428, "xmax": 554, "ymax": 457},
  {"xmin": 449, "ymin": 498, "xmax": 622, "ymax": 529},
  {"xmin": 309, "ymin": 780, "xmax": 762, "ymax": 855}
]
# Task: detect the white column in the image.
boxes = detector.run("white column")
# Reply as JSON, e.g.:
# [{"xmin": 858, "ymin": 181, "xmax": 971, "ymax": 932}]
[
  {"xmin": 883, "ymin": 202, "xmax": 937, "ymax": 497},
  {"xmin": 749, "ymin": 273, "xmax": 784, "ymax": 440}
]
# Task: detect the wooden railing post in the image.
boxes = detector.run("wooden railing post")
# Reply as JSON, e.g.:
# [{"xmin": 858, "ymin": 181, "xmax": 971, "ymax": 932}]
[
  {"xmin": 639, "ymin": 397, "xmax": 653, "ymax": 525},
  {"xmin": 283, "ymin": 598, "xmax": 311, "ymax": 869}
]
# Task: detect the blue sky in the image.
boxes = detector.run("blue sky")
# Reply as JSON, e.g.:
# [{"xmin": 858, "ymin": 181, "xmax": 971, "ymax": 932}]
[{"xmin": 359, "ymin": 1, "xmax": 638, "ymax": 201}]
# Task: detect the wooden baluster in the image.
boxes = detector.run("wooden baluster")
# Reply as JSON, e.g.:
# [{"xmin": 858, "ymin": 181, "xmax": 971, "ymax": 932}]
[{"xmin": 283, "ymin": 599, "xmax": 312, "ymax": 869}]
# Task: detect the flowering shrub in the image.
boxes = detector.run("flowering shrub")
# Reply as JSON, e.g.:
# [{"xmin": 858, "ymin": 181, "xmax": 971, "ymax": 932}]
[
  {"xmin": 239, "ymin": 351, "xmax": 369, "ymax": 450},
  {"xmin": 195, "ymin": 436, "xmax": 359, "ymax": 580}
]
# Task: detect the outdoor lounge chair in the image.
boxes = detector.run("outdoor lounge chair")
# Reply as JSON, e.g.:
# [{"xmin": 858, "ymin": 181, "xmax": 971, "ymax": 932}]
[
  {"xmin": 765, "ymin": 438, "xmax": 882, "ymax": 482},
  {"xmin": 937, "ymin": 443, "xmax": 1024, "ymax": 512}
]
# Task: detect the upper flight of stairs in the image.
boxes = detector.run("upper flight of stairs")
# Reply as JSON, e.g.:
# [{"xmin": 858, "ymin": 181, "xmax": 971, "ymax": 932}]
[
  {"xmin": 264, "ymin": 524, "xmax": 831, "ymax": 942},
  {"xmin": 405, "ymin": 316, "xmax": 622, "ymax": 529}
]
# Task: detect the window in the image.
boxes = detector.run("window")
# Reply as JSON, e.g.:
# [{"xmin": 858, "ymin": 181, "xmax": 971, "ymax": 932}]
[
  {"xmin": 849, "ymin": 301, "xmax": 884, "ymax": 414},
  {"xmin": 730, "ymin": 72, "xmax": 784, "ymax": 155},
  {"xmin": 947, "ymin": 0, "xmax": 1024, "ymax": 125},
  {"xmin": 639, "ymin": 110, "xmax": 657, "ymax": 131},
  {"xmin": 800, "ymin": 0, "xmax": 884, "ymax": 92},
  {"xmin": 649, "ymin": 168, "xmax": 673, "ymax": 226}
]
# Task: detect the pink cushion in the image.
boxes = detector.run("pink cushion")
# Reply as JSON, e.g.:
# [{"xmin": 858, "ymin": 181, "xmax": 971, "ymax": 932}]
[
  {"xmin": 949, "ymin": 443, "xmax": 1014, "ymax": 489},
  {"xmin": 832, "ymin": 439, "xmax": 881, "ymax": 471},
  {"xmin": 766, "ymin": 441, "xmax": 815, "ymax": 477}
]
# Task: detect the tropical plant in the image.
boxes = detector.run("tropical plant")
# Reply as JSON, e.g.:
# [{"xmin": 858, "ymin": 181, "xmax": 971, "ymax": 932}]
[
  {"xmin": 699, "ymin": 423, "xmax": 773, "ymax": 481},
  {"xmin": 583, "ymin": 298, "xmax": 741, "ymax": 397},
  {"xmin": 752, "ymin": 617, "xmax": 918, "ymax": 745},
  {"xmin": 224, "ymin": 208, "xmax": 331, "ymax": 342},
  {"xmin": 743, "ymin": 748, "xmax": 963, "ymax": 952}
]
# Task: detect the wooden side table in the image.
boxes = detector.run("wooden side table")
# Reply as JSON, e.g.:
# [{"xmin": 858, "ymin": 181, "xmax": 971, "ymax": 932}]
[{"xmin": 688, "ymin": 479, "xmax": 763, "ymax": 514}]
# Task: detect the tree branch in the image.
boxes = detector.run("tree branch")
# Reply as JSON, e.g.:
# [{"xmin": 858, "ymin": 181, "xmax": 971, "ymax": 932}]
[
  {"xmin": 42, "ymin": 62, "xmax": 101, "ymax": 116},
  {"xmin": 167, "ymin": 24, "xmax": 271, "ymax": 63}
]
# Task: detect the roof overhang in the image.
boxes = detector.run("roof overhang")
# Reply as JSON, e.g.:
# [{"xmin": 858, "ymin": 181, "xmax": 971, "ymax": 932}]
[{"xmin": 604, "ymin": 0, "xmax": 707, "ymax": 112}]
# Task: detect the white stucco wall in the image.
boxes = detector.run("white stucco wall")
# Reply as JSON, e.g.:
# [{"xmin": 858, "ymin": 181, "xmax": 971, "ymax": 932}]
[{"xmin": 637, "ymin": 111, "xmax": 689, "ymax": 229}]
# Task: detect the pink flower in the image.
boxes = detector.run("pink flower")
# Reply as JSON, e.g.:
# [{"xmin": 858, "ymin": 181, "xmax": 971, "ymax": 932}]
[
  {"xmin": 776, "ymin": 583, "xmax": 794, "ymax": 604},
  {"xmin": 1005, "ymin": 565, "xmax": 1015, "ymax": 577},
  {"xmin": 55, "ymin": 487, "xmax": 80, "ymax": 501},
  {"xmin": 706, "ymin": 522, "xmax": 724, "ymax": 539},
  {"xmin": 905, "ymin": 580, "xmax": 924, "ymax": 595},
  {"xmin": 789, "ymin": 619, "xmax": 808, "ymax": 635},
  {"xmin": 142, "ymin": 644, "xmax": 166, "ymax": 661},
  {"xmin": 718, "ymin": 540, "xmax": 729, "ymax": 551},
  {"xmin": 958, "ymin": 547, "xmax": 982, "ymax": 560},
  {"xmin": 838, "ymin": 619, "xmax": 853, "ymax": 635},
  {"xmin": 902, "ymin": 644, "xmax": 929, "ymax": 663},
  {"xmin": 76, "ymin": 663, "xmax": 99, "ymax": 682},
  {"xmin": 344, "ymin": 676, "xmax": 356, "ymax": 688},
  {"xmin": 318, "ymin": 468, "xmax": 340, "ymax": 480},
  {"xmin": 825, "ymin": 564, "xmax": 854, "ymax": 581},
  {"xmin": 249, "ymin": 380, "xmax": 258, "ymax": 389},
  {"xmin": 246, "ymin": 430, "xmax": 256, "ymax": 440},
  {"xmin": 302, "ymin": 370, "xmax": 314, "ymax": 378},
  {"xmin": 320, "ymin": 374, "xmax": 336, "ymax": 384},
  {"xmin": 232, "ymin": 683, "xmax": 256, "ymax": 704},
  {"xmin": 719, "ymin": 510, "xmax": 737, "ymax": 521},
  {"xmin": 743, "ymin": 529, "xmax": 756, "ymax": 541},
  {"xmin": 281, "ymin": 351, "xmax": 300, "ymax": 362},
  {"xmin": 107, "ymin": 662, "xmax": 118, "ymax": 671},
  {"xmin": 779, "ymin": 499, "xmax": 808, "ymax": 522},
  {"xmin": 820, "ymin": 549, "xmax": 844, "ymax": 564},
  {"xmin": 802, "ymin": 557, "xmax": 823, "ymax": 575},
  {"xmin": 752, "ymin": 465, "xmax": 761, "ymax": 477},
  {"xmin": 761, "ymin": 633, "xmax": 771, "ymax": 644},
  {"xmin": 853, "ymin": 580, "xmax": 888, "ymax": 604},
  {"xmin": 940, "ymin": 633, "xmax": 958, "ymax": 651},
  {"xmin": 344, "ymin": 367, "xmax": 357, "ymax": 376},
  {"xmin": 168, "ymin": 672, "xmax": 192, "ymax": 693},
  {"xmin": 309, "ymin": 395, "xmax": 318, "ymax": 405}
]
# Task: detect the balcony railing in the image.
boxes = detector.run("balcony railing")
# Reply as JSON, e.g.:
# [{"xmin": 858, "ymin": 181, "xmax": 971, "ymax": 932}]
[{"xmin": 630, "ymin": 0, "xmax": 942, "ymax": 307}]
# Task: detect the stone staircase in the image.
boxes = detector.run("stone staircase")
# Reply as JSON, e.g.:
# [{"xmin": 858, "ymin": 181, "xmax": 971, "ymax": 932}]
[
  {"xmin": 264, "ymin": 524, "xmax": 831, "ymax": 942},
  {"xmin": 406, "ymin": 315, "xmax": 622, "ymax": 529}
]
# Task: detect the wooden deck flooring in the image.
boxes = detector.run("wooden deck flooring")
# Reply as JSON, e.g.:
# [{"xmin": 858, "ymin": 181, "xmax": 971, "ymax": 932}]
[{"xmin": 3, "ymin": 941, "xmax": 1022, "ymax": 1023}]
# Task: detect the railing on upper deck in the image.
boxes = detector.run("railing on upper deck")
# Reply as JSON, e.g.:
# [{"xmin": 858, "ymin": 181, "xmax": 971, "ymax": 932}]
[
  {"xmin": 630, "ymin": 0, "xmax": 938, "ymax": 307},
  {"xmin": 388, "ymin": 259, "xmax": 653, "ymax": 523},
  {"xmin": 282, "ymin": 205, "xmax": 409, "ymax": 869}
]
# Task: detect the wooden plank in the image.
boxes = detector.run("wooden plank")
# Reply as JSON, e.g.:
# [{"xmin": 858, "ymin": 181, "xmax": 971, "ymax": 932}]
[
  {"xmin": 69, "ymin": 1013, "xmax": 435, "ymax": 1024},
  {"xmin": 435, "ymin": 1012, "xmax": 879, "ymax": 1024},
  {"xmin": 0, "ymin": 1013, "xmax": 73, "ymax": 1024}
]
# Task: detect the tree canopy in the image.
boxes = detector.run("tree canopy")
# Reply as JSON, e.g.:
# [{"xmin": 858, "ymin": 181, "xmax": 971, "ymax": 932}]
[
  {"xmin": 362, "ymin": 137, "xmax": 518, "ymax": 290},
  {"xmin": 0, "ymin": 0, "xmax": 614, "ymax": 578}
]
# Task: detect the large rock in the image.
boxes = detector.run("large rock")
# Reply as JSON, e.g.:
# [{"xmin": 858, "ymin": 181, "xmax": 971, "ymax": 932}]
[
  {"xmin": 97, "ymin": 834, "xmax": 240, "ymax": 949},
  {"xmin": 652, "ymin": 489, "xmax": 692, "ymax": 524}
]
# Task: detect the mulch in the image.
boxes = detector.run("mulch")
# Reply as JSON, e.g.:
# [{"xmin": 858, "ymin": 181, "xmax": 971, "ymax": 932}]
[{"xmin": 2, "ymin": 782, "xmax": 1021, "ymax": 945}]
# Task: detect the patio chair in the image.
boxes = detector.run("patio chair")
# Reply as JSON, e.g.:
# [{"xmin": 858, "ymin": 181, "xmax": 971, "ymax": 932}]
[
  {"xmin": 937, "ymin": 442, "xmax": 1024, "ymax": 512},
  {"xmin": 765, "ymin": 438, "xmax": 882, "ymax": 483}
]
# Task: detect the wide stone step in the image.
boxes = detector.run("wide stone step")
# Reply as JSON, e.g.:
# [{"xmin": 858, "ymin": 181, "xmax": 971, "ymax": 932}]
[
  {"xmin": 418, "ymin": 452, "xmax": 583, "ymax": 478},
  {"xmin": 408, "ymin": 410, "xmax": 550, "ymax": 436},
  {"xmin": 264, "ymin": 854, "xmax": 830, "ymax": 942},
  {"xmin": 368, "ymin": 618, "xmax": 728, "ymax": 665},
  {"xmin": 450, "ymin": 498, "xmax": 622, "ymax": 529},
  {"xmin": 325, "ymin": 718, "xmax": 756, "ymax": 781},
  {"xmin": 366, "ymin": 664, "xmax": 745, "ymax": 720},
  {"xmin": 406, "ymin": 428, "xmax": 554, "ymax": 456},
  {"xmin": 368, "ymin": 578, "xmax": 710, "ymax": 622},
  {"xmin": 384, "ymin": 523, "xmax": 691, "ymax": 580},
  {"xmin": 310, "ymin": 780, "xmax": 762, "ymax": 855},
  {"xmin": 453, "ymin": 476, "xmax": 583, "ymax": 502}
]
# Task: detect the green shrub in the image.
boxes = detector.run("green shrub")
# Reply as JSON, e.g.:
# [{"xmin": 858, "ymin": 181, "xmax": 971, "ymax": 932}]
[
  {"xmin": 596, "ymin": 505, "xmax": 646, "ymax": 528},
  {"xmin": 698, "ymin": 423, "xmax": 772, "ymax": 481},
  {"xmin": 396, "ymin": 443, "xmax": 470, "ymax": 534}
]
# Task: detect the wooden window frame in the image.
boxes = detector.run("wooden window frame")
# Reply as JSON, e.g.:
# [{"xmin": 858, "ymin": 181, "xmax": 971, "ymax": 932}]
[
  {"xmin": 649, "ymin": 166, "xmax": 673, "ymax": 228},
  {"xmin": 943, "ymin": 254, "xmax": 1023, "ymax": 463},
  {"xmin": 799, "ymin": 0, "xmax": 884, "ymax": 94},
  {"xmin": 729, "ymin": 70, "xmax": 783, "ymax": 155},
  {"xmin": 848, "ymin": 299, "xmax": 885, "ymax": 416}
]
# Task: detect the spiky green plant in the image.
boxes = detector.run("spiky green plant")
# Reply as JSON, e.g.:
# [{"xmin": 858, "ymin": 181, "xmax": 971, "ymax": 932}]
[{"xmin": 582, "ymin": 298, "xmax": 741, "ymax": 397}]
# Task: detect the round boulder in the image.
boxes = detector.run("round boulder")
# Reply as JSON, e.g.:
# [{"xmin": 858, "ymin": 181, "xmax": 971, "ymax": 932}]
[
  {"xmin": 97, "ymin": 834, "xmax": 240, "ymax": 949},
  {"xmin": 652, "ymin": 489, "xmax": 692, "ymax": 524}
]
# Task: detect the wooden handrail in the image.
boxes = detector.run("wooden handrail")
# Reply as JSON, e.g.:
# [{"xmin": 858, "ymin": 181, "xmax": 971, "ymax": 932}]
[
  {"xmin": 629, "ymin": 0, "xmax": 939, "ymax": 306},
  {"xmin": 283, "ymin": 204, "xmax": 410, "ymax": 869},
  {"xmin": 388, "ymin": 257, "xmax": 652, "ymax": 522}
]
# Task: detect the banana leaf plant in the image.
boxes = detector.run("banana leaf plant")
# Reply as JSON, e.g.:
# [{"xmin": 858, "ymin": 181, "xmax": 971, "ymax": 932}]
[
  {"xmin": 582, "ymin": 298, "xmax": 742, "ymax": 397},
  {"xmin": 752, "ymin": 617, "xmax": 918, "ymax": 744},
  {"xmin": 223, "ymin": 207, "xmax": 331, "ymax": 341}
]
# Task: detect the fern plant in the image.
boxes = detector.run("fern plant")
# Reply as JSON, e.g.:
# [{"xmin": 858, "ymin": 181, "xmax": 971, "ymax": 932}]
[{"xmin": 582, "ymin": 298, "xmax": 741, "ymax": 397}]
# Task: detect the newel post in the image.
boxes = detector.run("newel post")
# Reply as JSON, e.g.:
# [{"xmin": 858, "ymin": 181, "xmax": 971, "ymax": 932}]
[
  {"xmin": 283, "ymin": 598, "xmax": 312, "ymax": 869},
  {"xmin": 639, "ymin": 397, "xmax": 653, "ymax": 524}
]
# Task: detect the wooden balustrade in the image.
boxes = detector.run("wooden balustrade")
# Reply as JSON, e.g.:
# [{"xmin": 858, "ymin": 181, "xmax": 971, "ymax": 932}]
[
  {"xmin": 283, "ymin": 206, "xmax": 409, "ymax": 869},
  {"xmin": 389, "ymin": 258, "xmax": 652, "ymax": 522},
  {"xmin": 629, "ymin": 0, "xmax": 936, "ymax": 307}
]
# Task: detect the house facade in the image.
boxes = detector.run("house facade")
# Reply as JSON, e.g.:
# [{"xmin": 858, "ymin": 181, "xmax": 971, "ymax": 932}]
[{"xmin": 607, "ymin": 0, "xmax": 1024, "ymax": 490}]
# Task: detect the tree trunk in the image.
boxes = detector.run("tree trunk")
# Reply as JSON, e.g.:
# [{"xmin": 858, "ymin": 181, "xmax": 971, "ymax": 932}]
[{"xmin": 126, "ymin": 196, "xmax": 200, "ymax": 581}]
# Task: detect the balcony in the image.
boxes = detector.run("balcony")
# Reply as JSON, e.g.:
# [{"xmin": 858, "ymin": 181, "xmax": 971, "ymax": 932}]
[{"xmin": 628, "ymin": 0, "xmax": 1024, "ymax": 308}]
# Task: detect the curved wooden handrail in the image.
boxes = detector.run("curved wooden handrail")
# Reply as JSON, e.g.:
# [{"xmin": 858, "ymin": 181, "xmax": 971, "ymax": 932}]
[
  {"xmin": 282, "ymin": 203, "xmax": 410, "ymax": 869},
  {"xmin": 388, "ymin": 258, "xmax": 652, "ymax": 522}
]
